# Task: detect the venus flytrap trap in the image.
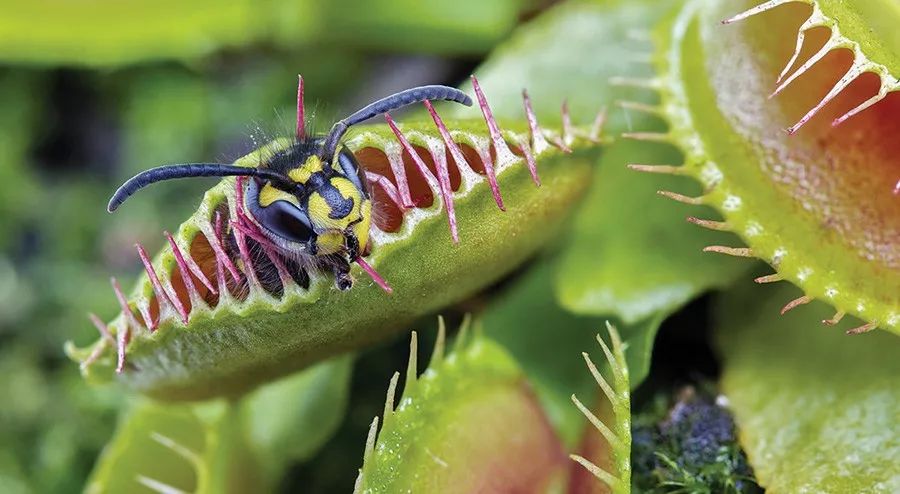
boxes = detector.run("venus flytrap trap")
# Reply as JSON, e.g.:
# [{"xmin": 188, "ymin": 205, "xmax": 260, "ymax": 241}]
[
  {"xmin": 68, "ymin": 76, "xmax": 606, "ymax": 401},
  {"xmin": 717, "ymin": 282, "xmax": 899, "ymax": 492},
  {"xmin": 624, "ymin": 0, "xmax": 899, "ymax": 336},
  {"xmin": 85, "ymin": 357, "xmax": 351, "ymax": 494},
  {"xmin": 570, "ymin": 323, "xmax": 631, "ymax": 494},
  {"xmin": 354, "ymin": 319, "xmax": 569, "ymax": 493}
]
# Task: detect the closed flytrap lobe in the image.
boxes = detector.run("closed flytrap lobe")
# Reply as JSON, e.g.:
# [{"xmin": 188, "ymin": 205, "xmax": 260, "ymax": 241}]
[
  {"xmin": 621, "ymin": 0, "xmax": 899, "ymax": 336},
  {"xmin": 354, "ymin": 321, "xmax": 632, "ymax": 494},
  {"xmin": 67, "ymin": 75, "xmax": 607, "ymax": 401},
  {"xmin": 353, "ymin": 318, "xmax": 569, "ymax": 493}
]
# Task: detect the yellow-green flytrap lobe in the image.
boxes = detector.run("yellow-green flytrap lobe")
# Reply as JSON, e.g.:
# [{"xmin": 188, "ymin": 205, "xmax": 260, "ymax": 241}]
[
  {"xmin": 69, "ymin": 75, "xmax": 607, "ymax": 401},
  {"xmin": 624, "ymin": 0, "xmax": 899, "ymax": 335}
]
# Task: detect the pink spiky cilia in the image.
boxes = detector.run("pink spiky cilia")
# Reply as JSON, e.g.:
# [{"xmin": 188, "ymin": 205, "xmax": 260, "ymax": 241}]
[{"xmin": 91, "ymin": 74, "xmax": 605, "ymax": 373}]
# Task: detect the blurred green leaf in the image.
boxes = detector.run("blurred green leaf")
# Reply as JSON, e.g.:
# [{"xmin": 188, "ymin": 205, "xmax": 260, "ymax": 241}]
[
  {"xmin": 0, "ymin": 1, "xmax": 308, "ymax": 66},
  {"xmin": 0, "ymin": 450, "xmax": 29, "ymax": 494},
  {"xmin": 717, "ymin": 283, "xmax": 900, "ymax": 493},
  {"xmin": 0, "ymin": 72, "xmax": 41, "ymax": 252},
  {"xmin": 483, "ymin": 260, "xmax": 661, "ymax": 448},
  {"xmin": 321, "ymin": 0, "xmax": 522, "ymax": 54},
  {"xmin": 243, "ymin": 355, "xmax": 353, "ymax": 476},
  {"xmin": 453, "ymin": 0, "xmax": 661, "ymax": 123},
  {"xmin": 453, "ymin": 0, "xmax": 748, "ymax": 323},
  {"xmin": 86, "ymin": 399, "xmax": 265, "ymax": 494},
  {"xmin": 87, "ymin": 357, "xmax": 353, "ymax": 493},
  {"xmin": 0, "ymin": 0, "xmax": 522, "ymax": 66}
]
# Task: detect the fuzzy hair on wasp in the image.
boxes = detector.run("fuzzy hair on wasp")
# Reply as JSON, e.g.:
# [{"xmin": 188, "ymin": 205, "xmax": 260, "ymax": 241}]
[{"xmin": 107, "ymin": 76, "xmax": 472, "ymax": 292}]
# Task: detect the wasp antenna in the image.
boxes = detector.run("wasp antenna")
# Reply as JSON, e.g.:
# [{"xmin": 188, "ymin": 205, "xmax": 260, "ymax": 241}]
[
  {"xmin": 107, "ymin": 164, "xmax": 298, "ymax": 212},
  {"xmin": 296, "ymin": 75, "xmax": 306, "ymax": 139},
  {"xmin": 323, "ymin": 85, "xmax": 472, "ymax": 163}
]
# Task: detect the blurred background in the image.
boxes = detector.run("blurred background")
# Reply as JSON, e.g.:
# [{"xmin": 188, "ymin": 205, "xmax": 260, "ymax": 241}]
[{"xmin": 0, "ymin": 1, "xmax": 544, "ymax": 491}]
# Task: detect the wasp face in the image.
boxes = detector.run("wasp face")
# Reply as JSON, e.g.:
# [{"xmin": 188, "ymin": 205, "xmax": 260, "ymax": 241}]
[{"xmin": 244, "ymin": 143, "xmax": 371, "ymax": 271}]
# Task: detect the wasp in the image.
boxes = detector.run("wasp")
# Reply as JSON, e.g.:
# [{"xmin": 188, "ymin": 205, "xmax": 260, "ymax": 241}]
[{"xmin": 108, "ymin": 78, "xmax": 472, "ymax": 291}]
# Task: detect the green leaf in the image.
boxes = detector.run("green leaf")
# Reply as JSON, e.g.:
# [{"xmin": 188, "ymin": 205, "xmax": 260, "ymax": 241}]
[
  {"xmin": 242, "ymin": 355, "xmax": 353, "ymax": 474},
  {"xmin": 0, "ymin": 1, "xmax": 283, "ymax": 66},
  {"xmin": 355, "ymin": 328, "xmax": 568, "ymax": 493},
  {"xmin": 86, "ymin": 357, "xmax": 352, "ymax": 493},
  {"xmin": 717, "ymin": 282, "xmax": 900, "ymax": 493},
  {"xmin": 455, "ymin": 0, "xmax": 747, "ymax": 324},
  {"xmin": 0, "ymin": 0, "xmax": 523, "ymax": 66},
  {"xmin": 85, "ymin": 400, "xmax": 265, "ymax": 494},
  {"xmin": 319, "ymin": 0, "xmax": 523, "ymax": 54},
  {"xmin": 453, "ymin": 0, "xmax": 675, "ymax": 124},
  {"xmin": 0, "ymin": 73, "xmax": 41, "ymax": 253},
  {"xmin": 482, "ymin": 259, "xmax": 661, "ymax": 448}
]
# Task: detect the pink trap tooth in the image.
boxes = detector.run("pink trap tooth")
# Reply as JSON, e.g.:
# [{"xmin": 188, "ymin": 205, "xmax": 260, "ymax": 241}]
[
  {"xmin": 429, "ymin": 143, "xmax": 460, "ymax": 242},
  {"xmin": 589, "ymin": 106, "xmax": 608, "ymax": 142},
  {"xmin": 471, "ymin": 75, "xmax": 518, "ymax": 167},
  {"xmin": 137, "ymin": 301, "xmax": 155, "ymax": 331},
  {"xmin": 561, "ymin": 100, "xmax": 574, "ymax": 147},
  {"xmin": 81, "ymin": 343, "xmax": 106, "ymax": 369},
  {"xmin": 515, "ymin": 134, "xmax": 541, "ymax": 186},
  {"xmin": 549, "ymin": 103, "xmax": 573, "ymax": 153},
  {"xmin": 832, "ymin": 91, "xmax": 888, "ymax": 128},
  {"xmin": 80, "ymin": 322, "xmax": 111, "ymax": 367},
  {"xmin": 111, "ymin": 276, "xmax": 141, "ymax": 330},
  {"xmin": 424, "ymin": 96, "xmax": 506, "ymax": 211},
  {"xmin": 235, "ymin": 176, "xmax": 254, "ymax": 225},
  {"xmin": 356, "ymin": 256, "xmax": 392, "ymax": 293},
  {"xmin": 88, "ymin": 312, "xmax": 116, "ymax": 346},
  {"xmin": 165, "ymin": 231, "xmax": 201, "ymax": 308},
  {"xmin": 260, "ymin": 242, "xmax": 293, "ymax": 288},
  {"xmin": 211, "ymin": 211, "xmax": 243, "ymax": 285},
  {"xmin": 109, "ymin": 277, "xmax": 133, "ymax": 372},
  {"xmin": 116, "ymin": 323, "xmax": 130, "ymax": 374},
  {"xmin": 424, "ymin": 99, "xmax": 505, "ymax": 212},
  {"xmin": 787, "ymin": 60, "xmax": 865, "ymax": 135},
  {"xmin": 522, "ymin": 89, "xmax": 550, "ymax": 155},
  {"xmin": 232, "ymin": 223, "xmax": 261, "ymax": 290},
  {"xmin": 166, "ymin": 231, "xmax": 217, "ymax": 296},
  {"xmin": 385, "ymin": 113, "xmax": 439, "ymax": 187},
  {"xmin": 776, "ymin": 16, "xmax": 815, "ymax": 84},
  {"xmin": 422, "ymin": 100, "xmax": 461, "ymax": 242},
  {"xmin": 381, "ymin": 115, "xmax": 414, "ymax": 207},
  {"xmin": 366, "ymin": 171, "xmax": 405, "ymax": 210},
  {"xmin": 137, "ymin": 243, "xmax": 188, "ymax": 325},
  {"xmin": 894, "ymin": 179, "xmax": 900, "ymax": 196},
  {"xmin": 296, "ymin": 75, "xmax": 305, "ymax": 139},
  {"xmin": 771, "ymin": 34, "xmax": 835, "ymax": 98},
  {"xmin": 721, "ymin": 0, "xmax": 792, "ymax": 24}
]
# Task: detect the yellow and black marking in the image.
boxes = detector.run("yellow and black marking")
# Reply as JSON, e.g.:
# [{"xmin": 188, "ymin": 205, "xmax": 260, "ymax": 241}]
[{"xmin": 107, "ymin": 82, "xmax": 472, "ymax": 291}]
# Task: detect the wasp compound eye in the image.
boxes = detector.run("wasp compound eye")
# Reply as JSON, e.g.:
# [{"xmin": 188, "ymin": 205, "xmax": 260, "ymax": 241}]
[
  {"xmin": 246, "ymin": 178, "xmax": 316, "ymax": 245},
  {"xmin": 261, "ymin": 200, "xmax": 316, "ymax": 245}
]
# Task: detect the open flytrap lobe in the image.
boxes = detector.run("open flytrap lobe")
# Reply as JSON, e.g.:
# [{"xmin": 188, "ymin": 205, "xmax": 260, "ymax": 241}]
[
  {"xmin": 67, "ymin": 75, "xmax": 606, "ymax": 401},
  {"xmin": 623, "ymin": 0, "xmax": 899, "ymax": 336}
]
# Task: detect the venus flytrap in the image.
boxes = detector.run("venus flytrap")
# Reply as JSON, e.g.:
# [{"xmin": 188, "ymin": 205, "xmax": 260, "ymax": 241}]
[
  {"xmin": 68, "ymin": 78, "xmax": 605, "ymax": 401},
  {"xmin": 570, "ymin": 323, "xmax": 632, "ymax": 494},
  {"xmin": 625, "ymin": 0, "xmax": 899, "ymax": 335},
  {"xmin": 354, "ymin": 320, "xmax": 569, "ymax": 493}
]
